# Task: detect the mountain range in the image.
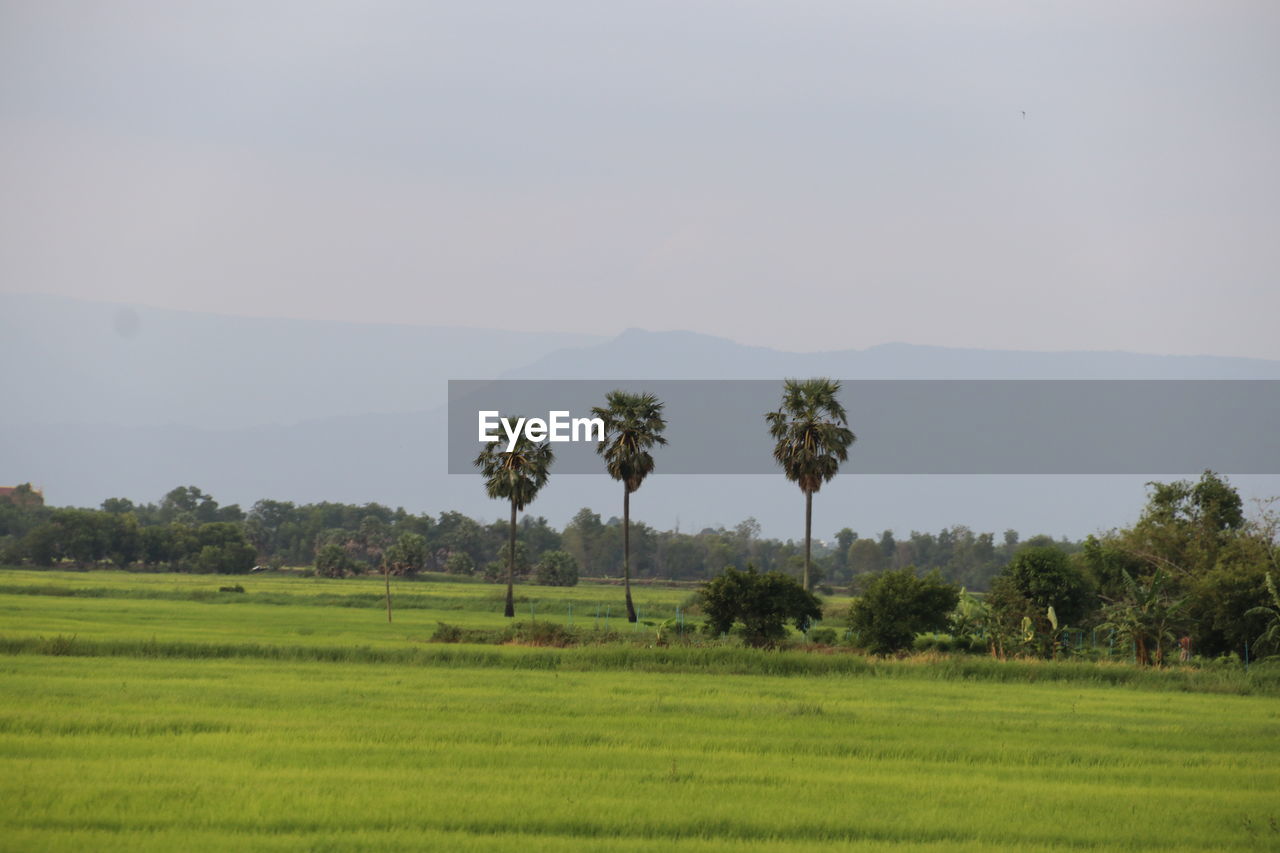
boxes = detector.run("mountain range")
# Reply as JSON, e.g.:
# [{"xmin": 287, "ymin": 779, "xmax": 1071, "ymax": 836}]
[{"xmin": 3, "ymin": 292, "xmax": 1278, "ymax": 540}]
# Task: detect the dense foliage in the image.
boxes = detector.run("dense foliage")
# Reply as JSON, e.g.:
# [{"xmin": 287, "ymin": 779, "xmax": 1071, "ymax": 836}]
[
  {"xmin": 0, "ymin": 484, "xmax": 1062, "ymax": 586},
  {"xmin": 698, "ymin": 566, "xmax": 823, "ymax": 647},
  {"xmin": 848, "ymin": 568, "xmax": 960, "ymax": 654},
  {"xmin": 2, "ymin": 469, "xmax": 1276, "ymax": 664}
]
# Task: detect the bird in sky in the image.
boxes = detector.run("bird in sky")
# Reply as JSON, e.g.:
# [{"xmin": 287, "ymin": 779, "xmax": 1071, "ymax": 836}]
[{"xmin": 1021, "ymin": 110, "xmax": 1027, "ymax": 119}]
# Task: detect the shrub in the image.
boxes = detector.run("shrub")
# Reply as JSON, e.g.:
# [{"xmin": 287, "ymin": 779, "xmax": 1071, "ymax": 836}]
[
  {"xmin": 430, "ymin": 622, "xmax": 502, "ymax": 644},
  {"xmin": 808, "ymin": 627, "xmax": 838, "ymax": 645},
  {"xmin": 443, "ymin": 552, "xmax": 475, "ymax": 575},
  {"xmin": 533, "ymin": 550, "xmax": 579, "ymax": 586},
  {"xmin": 503, "ymin": 621, "xmax": 577, "ymax": 647},
  {"xmin": 848, "ymin": 568, "xmax": 959, "ymax": 655},
  {"xmin": 699, "ymin": 566, "xmax": 823, "ymax": 648},
  {"xmin": 315, "ymin": 544, "xmax": 358, "ymax": 578}
]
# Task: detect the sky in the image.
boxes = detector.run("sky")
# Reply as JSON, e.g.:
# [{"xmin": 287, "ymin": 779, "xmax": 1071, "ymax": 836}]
[{"xmin": 2, "ymin": 1, "xmax": 1278, "ymax": 359}]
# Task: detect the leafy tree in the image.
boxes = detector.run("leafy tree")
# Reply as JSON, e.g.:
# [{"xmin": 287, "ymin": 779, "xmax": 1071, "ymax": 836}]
[
  {"xmin": 848, "ymin": 538, "xmax": 885, "ymax": 577},
  {"xmin": 22, "ymin": 523, "xmax": 60, "ymax": 567},
  {"xmin": 698, "ymin": 566, "xmax": 823, "ymax": 648},
  {"xmin": 159, "ymin": 486, "xmax": 219, "ymax": 524},
  {"xmin": 104, "ymin": 512, "xmax": 142, "ymax": 568},
  {"xmin": 534, "ymin": 550, "xmax": 579, "ymax": 586},
  {"xmin": 592, "ymin": 390, "xmax": 667, "ymax": 622},
  {"xmin": 444, "ymin": 551, "xmax": 475, "ymax": 575},
  {"xmin": 561, "ymin": 507, "xmax": 605, "ymax": 576},
  {"xmin": 1000, "ymin": 546, "xmax": 1093, "ymax": 625},
  {"xmin": 848, "ymin": 568, "xmax": 959, "ymax": 654},
  {"xmin": 187, "ymin": 522, "xmax": 255, "ymax": 573},
  {"xmin": 1186, "ymin": 534, "xmax": 1274, "ymax": 657},
  {"xmin": 879, "ymin": 530, "xmax": 897, "ymax": 562},
  {"xmin": 384, "ymin": 531, "xmax": 428, "ymax": 575},
  {"xmin": 832, "ymin": 527, "xmax": 856, "ymax": 581},
  {"xmin": 987, "ymin": 546, "xmax": 1093, "ymax": 658},
  {"xmin": 1125, "ymin": 471, "xmax": 1245, "ymax": 580},
  {"xmin": 315, "ymin": 543, "xmax": 353, "ymax": 578},
  {"xmin": 766, "ymin": 378, "xmax": 856, "ymax": 592},
  {"xmin": 100, "ymin": 497, "xmax": 136, "ymax": 515},
  {"xmin": 433, "ymin": 511, "xmax": 485, "ymax": 570},
  {"xmin": 475, "ymin": 425, "xmax": 554, "ymax": 618},
  {"xmin": 52, "ymin": 509, "xmax": 108, "ymax": 566},
  {"xmin": 484, "ymin": 541, "xmax": 530, "ymax": 583}
]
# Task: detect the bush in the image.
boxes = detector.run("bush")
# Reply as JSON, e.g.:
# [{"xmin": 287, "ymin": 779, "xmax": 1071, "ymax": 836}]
[
  {"xmin": 430, "ymin": 622, "xmax": 502, "ymax": 644},
  {"xmin": 699, "ymin": 566, "xmax": 823, "ymax": 648},
  {"xmin": 988, "ymin": 546, "xmax": 1094, "ymax": 658},
  {"xmin": 533, "ymin": 550, "xmax": 579, "ymax": 586},
  {"xmin": 808, "ymin": 627, "xmax": 838, "ymax": 645},
  {"xmin": 444, "ymin": 552, "xmax": 475, "ymax": 575},
  {"xmin": 315, "ymin": 544, "xmax": 355, "ymax": 578},
  {"xmin": 503, "ymin": 621, "xmax": 577, "ymax": 647},
  {"xmin": 848, "ymin": 568, "xmax": 959, "ymax": 655},
  {"xmin": 913, "ymin": 632, "xmax": 960, "ymax": 653},
  {"xmin": 1001, "ymin": 546, "xmax": 1093, "ymax": 625}
]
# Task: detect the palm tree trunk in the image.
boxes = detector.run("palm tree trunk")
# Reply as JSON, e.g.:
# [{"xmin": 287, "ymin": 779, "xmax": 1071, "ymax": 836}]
[
  {"xmin": 804, "ymin": 489, "xmax": 813, "ymax": 592},
  {"xmin": 624, "ymin": 486, "xmax": 636, "ymax": 623},
  {"xmin": 505, "ymin": 499, "xmax": 516, "ymax": 618}
]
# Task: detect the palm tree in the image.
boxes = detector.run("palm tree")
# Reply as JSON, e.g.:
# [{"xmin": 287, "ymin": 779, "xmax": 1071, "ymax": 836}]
[
  {"xmin": 592, "ymin": 390, "xmax": 667, "ymax": 623},
  {"xmin": 475, "ymin": 428, "xmax": 554, "ymax": 618},
  {"xmin": 766, "ymin": 378, "xmax": 856, "ymax": 592}
]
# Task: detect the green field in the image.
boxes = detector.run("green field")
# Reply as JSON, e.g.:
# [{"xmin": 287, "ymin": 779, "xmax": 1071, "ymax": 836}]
[{"xmin": 2, "ymin": 569, "xmax": 1278, "ymax": 851}]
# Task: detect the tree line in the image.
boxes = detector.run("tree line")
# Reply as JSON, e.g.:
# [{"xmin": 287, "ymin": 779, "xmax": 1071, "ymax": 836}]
[{"xmin": 0, "ymin": 483, "xmax": 1048, "ymax": 588}]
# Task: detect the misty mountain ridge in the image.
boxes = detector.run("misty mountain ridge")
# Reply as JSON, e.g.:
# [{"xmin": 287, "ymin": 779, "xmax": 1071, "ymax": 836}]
[
  {"xmin": 3, "ymin": 294, "xmax": 1277, "ymax": 538},
  {"xmin": 507, "ymin": 327, "xmax": 1280, "ymax": 381}
]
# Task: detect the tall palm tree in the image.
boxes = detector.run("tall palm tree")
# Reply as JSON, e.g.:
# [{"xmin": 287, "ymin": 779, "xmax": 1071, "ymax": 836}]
[
  {"xmin": 475, "ymin": 428, "xmax": 554, "ymax": 618},
  {"xmin": 766, "ymin": 378, "xmax": 856, "ymax": 592},
  {"xmin": 592, "ymin": 390, "xmax": 667, "ymax": 623}
]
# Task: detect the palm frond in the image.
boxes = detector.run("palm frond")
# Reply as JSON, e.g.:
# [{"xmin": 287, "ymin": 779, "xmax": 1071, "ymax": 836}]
[
  {"xmin": 765, "ymin": 378, "xmax": 856, "ymax": 494},
  {"xmin": 592, "ymin": 390, "xmax": 668, "ymax": 493}
]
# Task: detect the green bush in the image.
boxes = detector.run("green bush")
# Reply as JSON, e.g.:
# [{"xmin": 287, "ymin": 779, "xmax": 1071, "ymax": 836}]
[
  {"xmin": 503, "ymin": 621, "xmax": 577, "ymax": 647},
  {"xmin": 443, "ymin": 552, "xmax": 475, "ymax": 575},
  {"xmin": 699, "ymin": 566, "xmax": 823, "ymax": 649},
  {"xmin": 849, "ymin": 568, "xmax": 959, "ymax": 655},
  {"xmin": 533, "ymin": 550, "xmax": 579, "ymax": 586},
  {"xmin": 808, "ymin": 627, "xmax": 838, "ymax": 645},
  {"xmin": 315, "ymin": 544, "xmax": 355, "ymax": 578}
]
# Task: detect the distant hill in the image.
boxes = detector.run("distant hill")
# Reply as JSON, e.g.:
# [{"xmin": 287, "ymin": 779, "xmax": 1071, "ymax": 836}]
[
  {"xmin": 3, "ymin": 295, "xmax": 1277, "ymax": 537},
  {"xmin": 506, "ymin": 328, "xmax": 1280, "ymax": 380},
  {"xmin": 0, "ymin": 293, "xmax": 601, "ymax": 428}
]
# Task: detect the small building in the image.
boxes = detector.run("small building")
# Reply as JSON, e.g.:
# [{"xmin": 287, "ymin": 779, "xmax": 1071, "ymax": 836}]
[{"xmin": 0, "ymin": 484, "xmax": 45, "ymax": 507}]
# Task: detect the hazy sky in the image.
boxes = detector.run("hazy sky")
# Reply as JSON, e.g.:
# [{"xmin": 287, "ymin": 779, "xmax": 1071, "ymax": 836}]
[{"xmin": 3, "ymin": 1, "xmax": 1278, "ymax": 358}]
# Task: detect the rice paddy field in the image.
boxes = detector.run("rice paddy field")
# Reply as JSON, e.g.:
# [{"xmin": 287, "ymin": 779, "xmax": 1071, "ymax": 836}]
[{"xmin": 2, "ymin": 568, "xmax": 1279, "ymax": 852}]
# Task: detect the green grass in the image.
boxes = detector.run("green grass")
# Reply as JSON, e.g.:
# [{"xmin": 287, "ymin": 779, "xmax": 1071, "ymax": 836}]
[
  {"xmin": 3, "ymin": 655, "xmax": 1278, "ymax": 852},
  {"xmin": 2, "ymin": 568, "xmax": 1278, "ymax": 851},
  {"xmin": 0, "ymin": 568, "xmax": 707, "ymax": 623}
]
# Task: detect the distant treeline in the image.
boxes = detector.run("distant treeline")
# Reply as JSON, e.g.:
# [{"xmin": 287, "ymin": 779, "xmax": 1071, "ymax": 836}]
[{"xmin": 0, "ymin": 484, "xmax": 1067, "ymax": 589}]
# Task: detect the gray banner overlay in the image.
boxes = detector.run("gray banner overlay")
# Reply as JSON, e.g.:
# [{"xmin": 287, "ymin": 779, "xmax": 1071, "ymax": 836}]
[{"xmin": 447, "ymin": 380, "xmax": 1280, "ymax": 475}]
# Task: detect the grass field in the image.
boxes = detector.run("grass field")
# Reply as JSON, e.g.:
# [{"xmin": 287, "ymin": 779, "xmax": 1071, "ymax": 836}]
[{"xmin": 2, "ymin": 568, "xmax": 1279, "ymax": 851}]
